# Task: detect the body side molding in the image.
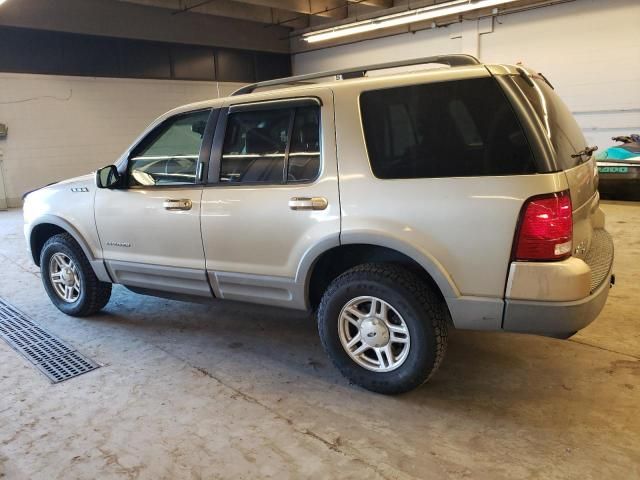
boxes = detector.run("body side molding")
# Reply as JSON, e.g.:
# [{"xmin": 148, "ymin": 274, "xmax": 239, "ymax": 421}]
[
  {"xmin": 209, "ymin": 271, "xmax": 307, "ymax": 310},
  {"xmin": 106, "ymin": 260, "xmax": 213, "ymax": 298}
]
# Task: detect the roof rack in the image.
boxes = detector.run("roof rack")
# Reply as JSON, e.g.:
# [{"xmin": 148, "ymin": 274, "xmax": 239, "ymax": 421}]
[{"xmin": 231, "ymin": 54, "xmax": 481, "ymax": 96}]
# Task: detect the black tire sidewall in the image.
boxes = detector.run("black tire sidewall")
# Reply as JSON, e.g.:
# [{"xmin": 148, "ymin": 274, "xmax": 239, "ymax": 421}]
[
  {"xmin": 319, "ymin": 272, "xmax": 439, "ymax": 393},
  {"xmin": 41, "ymin": 237, "xmax": 91, "ymax": 316}
]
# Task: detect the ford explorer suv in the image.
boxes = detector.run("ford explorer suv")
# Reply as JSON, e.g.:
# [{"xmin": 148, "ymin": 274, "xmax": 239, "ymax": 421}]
[{"xmin": 23, "ymin": 55, "xmax": 614, "ymax": 394}]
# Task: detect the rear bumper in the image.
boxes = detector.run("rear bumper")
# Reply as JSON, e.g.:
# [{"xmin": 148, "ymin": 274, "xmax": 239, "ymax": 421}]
[
  {"xmin": 502, "ymin": 268, "xmax": 613, "ymax": 338},
  {"xmin": 502, "ymin": 228, "xmax": 614, "ymax": 338}
]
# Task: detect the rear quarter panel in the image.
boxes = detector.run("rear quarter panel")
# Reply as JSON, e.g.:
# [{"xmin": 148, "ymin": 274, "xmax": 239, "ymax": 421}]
[
  {"xmin": 333, "ymin": 70, "xmax": 568, "ymax": 300},
  {"xmin": 564, "ymin": 158, "xmax": 601, "ymax": 259}
]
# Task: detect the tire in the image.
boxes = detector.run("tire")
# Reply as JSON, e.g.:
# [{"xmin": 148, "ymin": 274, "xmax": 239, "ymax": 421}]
[
  {"xmin": 317, "ymin": 263, "xmax": 448, "ymax": 394},
  {"xmin": 40, "ymin": 233, "xmax": 112, "ymax": 316}
]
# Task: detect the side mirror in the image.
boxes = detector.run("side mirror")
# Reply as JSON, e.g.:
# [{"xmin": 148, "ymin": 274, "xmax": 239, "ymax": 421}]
[{"xmin": 96, "ymin": 165, "xmax": 121, "ymax": 189}]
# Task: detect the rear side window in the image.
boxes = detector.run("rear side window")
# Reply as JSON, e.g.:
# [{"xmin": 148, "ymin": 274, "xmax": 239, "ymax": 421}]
[
  {"xmin": 513, "ymin": 75, "xmax": 587, "ymax": 170},
  {"xmin": 360, "ymin": 77, "xmax": 536, "ymax": 179},
  {"xmin": 220, "ymin": 105, "xmax": 320, "ymax": 184}
]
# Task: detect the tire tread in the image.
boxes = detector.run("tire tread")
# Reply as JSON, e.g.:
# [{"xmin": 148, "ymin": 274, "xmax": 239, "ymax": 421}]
[
  {"xmin": 318, "ymin": 263, "xmax": 448, "ymax": 394},
  {"xmin": 41, "ymin": 233, "xmax": 112, "ymax": 316}
]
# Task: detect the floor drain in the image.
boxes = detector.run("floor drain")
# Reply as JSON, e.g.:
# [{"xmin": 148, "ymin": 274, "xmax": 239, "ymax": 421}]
[{"xmin": 0, "ymin": 298, "xmax": 100, "ymax": 383}]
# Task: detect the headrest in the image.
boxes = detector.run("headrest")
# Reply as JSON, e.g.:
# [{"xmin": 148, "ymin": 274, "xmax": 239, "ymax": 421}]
[
  {"xmin": 292, "ymin": 124, "xmax": 319, "ymax": 151},
  {"xmin": 246, "ymin": 128, "xmax": 276, "ymax": 154}
]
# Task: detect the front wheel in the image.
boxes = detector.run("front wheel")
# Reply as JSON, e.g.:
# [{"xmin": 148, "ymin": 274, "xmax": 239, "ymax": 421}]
[
  {"xmin": 40, "ymin": 233, "xmax": 112, "ymax": 316},
  {"xmin": 317, "ymin": 264, "xmax": 448, "ymax": 394}
]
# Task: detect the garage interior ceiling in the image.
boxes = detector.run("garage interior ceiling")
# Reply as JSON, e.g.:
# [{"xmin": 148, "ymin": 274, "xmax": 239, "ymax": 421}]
[
  {"xmin": 116, "ymin": 0, "xmax": 569, "ymax": 48},
  {"xmin": 116, "ymin": 0, "xmax": 395, "ymax": 29}
]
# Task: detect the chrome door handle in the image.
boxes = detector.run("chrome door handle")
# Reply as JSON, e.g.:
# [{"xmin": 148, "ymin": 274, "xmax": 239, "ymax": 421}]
[
  {"xmin": 163, "ymin": 199, "xmax": 192, "ymax": 211},
  {"xmin": 289, "ymin": 197, "xmax": 328, "ymax": 211}
]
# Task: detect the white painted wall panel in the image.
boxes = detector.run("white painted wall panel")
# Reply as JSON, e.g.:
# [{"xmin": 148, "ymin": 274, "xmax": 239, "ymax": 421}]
[
  {"xmin": 0, "ymin": 74, "xmax": 242, "ymax": 206},
  {"xmin": 293, "ymin": 0, "xmax": 640, "ymax": 155},
  {"xmin": 480, "ymin": 0, "xmax": 640, "ymax": 151}
]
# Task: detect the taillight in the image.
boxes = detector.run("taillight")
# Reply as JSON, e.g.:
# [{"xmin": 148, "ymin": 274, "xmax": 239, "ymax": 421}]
[{"xmin": 514, "ymin": 190, "xmax": 573, "ymax": 261}]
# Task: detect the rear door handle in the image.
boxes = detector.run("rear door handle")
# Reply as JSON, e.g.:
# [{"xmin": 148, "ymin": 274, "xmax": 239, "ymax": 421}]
[
  {"xmin": 289, "ymin": 197, "xmax": 328, "ymax": 211},
  {"xmin": 163, "ymin": 199, "xmax": 192, "ymax": 211}
]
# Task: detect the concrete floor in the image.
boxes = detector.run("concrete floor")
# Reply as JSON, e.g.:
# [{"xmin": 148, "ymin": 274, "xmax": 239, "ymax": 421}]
[{"xmin": 0, "ymin": 202, "xmax": 638, "ymax": 480}]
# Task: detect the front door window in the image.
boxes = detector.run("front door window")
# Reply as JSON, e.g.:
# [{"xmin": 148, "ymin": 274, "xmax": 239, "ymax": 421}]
[{"xmin": 127, "ymin": 109, "xmax": 211, "ymax": 187}]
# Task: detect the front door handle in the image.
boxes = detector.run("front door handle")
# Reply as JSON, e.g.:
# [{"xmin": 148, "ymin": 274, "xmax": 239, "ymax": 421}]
[
  {"xmin": 163, "ymin": 199, "xmax": 192, "ymax": 211},
  {"xmin": 289, "ymin": 197, "xmax": 328, "ymax": 211}
]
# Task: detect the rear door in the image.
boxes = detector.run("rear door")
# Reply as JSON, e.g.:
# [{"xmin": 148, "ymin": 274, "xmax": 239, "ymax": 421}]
[{"xmin": 200, "ymin": 89, "xmax": 340, "ymax": 309}]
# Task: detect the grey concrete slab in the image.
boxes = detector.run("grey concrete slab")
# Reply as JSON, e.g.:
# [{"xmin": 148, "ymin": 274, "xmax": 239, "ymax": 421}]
[{"xmin": 0, "ymin": 203, "xmax": 638, "ymax": 479}]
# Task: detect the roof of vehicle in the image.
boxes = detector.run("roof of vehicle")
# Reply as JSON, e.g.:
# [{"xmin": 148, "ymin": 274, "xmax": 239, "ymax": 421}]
[
  {"xmin": 164, "ymin": 55, "xmax": 528, "ymax": 117},
  {"xmin": 117, "ymin": 55, "xmax": 531, "ymax": 168}
]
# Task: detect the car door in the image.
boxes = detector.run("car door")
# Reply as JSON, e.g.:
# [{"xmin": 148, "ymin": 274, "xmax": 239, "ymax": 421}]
[
  {"xmin": 94, "ymin": 108, "xmax": 216, "ymax": 297},
  {"xmin": 201, "ymin": 90, "xmax": 340, "ymax": 309}
]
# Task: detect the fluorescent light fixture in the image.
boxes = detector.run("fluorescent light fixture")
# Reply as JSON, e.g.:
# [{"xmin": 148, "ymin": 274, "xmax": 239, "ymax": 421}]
[{"xmin": 303, "ymin": 0, "xmax": 519, "ymax": 43}]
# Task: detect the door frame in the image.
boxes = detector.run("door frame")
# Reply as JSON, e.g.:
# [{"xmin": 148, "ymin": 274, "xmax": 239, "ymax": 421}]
[{"xmin": 198, "ymin": 91, "xmax": 340, "ymax": 310}]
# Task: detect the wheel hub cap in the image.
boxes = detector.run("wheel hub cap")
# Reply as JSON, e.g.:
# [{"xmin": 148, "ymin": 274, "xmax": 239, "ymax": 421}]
[
  {"xmin": 61, "ymin": 267, "xmax": 76, "ymax": 286},
  {"xmin": 360, "ymin": 317, "xmax": 390, "ymax": 348},
  {"xmin": 49, "ymin": 252, "xmax": 82, "ymax": 303},
  {"xmin": 338, "ymin": 296, "xmax": 411, "ymax": 373}
]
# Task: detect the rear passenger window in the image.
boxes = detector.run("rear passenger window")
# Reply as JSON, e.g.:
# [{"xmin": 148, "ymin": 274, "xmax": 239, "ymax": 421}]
[
  {"xmin": 221, "ymin": 109, "xmax": 290, "ymax": 183},
  {"xmin": 360, "ymin": 77, "xmax": 536, "ymax": 179},
  {"xmin": 220, "ymin": 104, "xmax": 320, "ymax": 184}
]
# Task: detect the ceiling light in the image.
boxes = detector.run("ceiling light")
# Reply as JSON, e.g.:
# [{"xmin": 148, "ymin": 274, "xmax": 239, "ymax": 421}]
[{"xmin": 303, "ymin": 0, "xmax": 519, "ymax": 43}]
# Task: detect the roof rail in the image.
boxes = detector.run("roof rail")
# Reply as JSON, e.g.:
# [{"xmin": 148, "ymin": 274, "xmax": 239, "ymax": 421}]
[{"xmin": 231, "ymin": 54, "xmax": 481, "ymax": 96}]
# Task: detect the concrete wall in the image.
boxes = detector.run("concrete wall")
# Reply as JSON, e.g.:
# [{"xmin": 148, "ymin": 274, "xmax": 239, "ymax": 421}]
[
  {"xmin": 0, "ymin": 0, "xmax": 290, "ymax": 53},
  {"xmin": 293, "ymin": 0, "xmax": 640, "ymax": 153},
  {"xmin": 0, "ymin": 74, "xmax": 242, "ymax": 207}
]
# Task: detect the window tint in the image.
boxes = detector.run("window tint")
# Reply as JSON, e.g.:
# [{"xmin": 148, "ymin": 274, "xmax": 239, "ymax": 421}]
[
  {"xmin": 221, "ymin": 109, "xmax": 289, "ymax": 183},
  {"xmin": 288, "ymin": 106, "xmax": 321, "ymax": 182},
  {"xmin": 128, "ymin": 109, "xmax": 210, "ymax": 187},
  {"xmin": 360, "ymin": 77, "xmax": 536, "ymax": 179},
  {"xmin": 513, "ymin": 75, "xmax": 587, "ymax": 170},
  {"xmin": 220, "ymin": 105, "xmax": 320, "ymax": 184}
]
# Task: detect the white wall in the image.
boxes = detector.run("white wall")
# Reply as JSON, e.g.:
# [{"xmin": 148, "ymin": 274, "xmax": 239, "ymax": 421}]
[
  {"xmin": 293, "ymin": 0, "xmax": 640, "ymax": 154},
  {"xmin": 0, "ymin": 74, "xmax": 243, "ymax": 207}
]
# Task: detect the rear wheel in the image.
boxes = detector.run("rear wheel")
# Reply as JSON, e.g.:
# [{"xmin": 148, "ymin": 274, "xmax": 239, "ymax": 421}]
[
  {"xmin": 40, "ymin": 233, "xmax": 112, "ymax": 316},
  {"xmin": 317, "ymin": 263, "xmax": 448, "ymax": 394}
]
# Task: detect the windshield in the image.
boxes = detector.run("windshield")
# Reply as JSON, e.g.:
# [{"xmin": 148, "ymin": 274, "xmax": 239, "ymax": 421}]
[{"xmin": 513, "ymin": 75, "xmax": 587, "ymax": 170}]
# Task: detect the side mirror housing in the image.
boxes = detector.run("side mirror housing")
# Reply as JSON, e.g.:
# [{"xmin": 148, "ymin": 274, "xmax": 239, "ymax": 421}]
[{"xmin": 96, "ymin": 165, "xmax": 121, "ymax": 189}]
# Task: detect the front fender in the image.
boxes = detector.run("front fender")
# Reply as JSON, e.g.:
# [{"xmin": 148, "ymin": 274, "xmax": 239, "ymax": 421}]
[{"xmin": 26, "ymin": 215, "xmax": 111, "ymax": 283}]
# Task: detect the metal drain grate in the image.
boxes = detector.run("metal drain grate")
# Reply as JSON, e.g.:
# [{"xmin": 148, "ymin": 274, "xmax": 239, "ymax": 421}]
[{"xmin": 0, "ymin": 298, "xmax": 100, "ymax": 383}]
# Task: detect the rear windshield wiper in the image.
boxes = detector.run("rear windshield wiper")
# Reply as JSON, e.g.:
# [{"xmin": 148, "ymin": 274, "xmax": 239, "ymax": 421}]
[
  {"xmin": 537, "ymin": 72, "xmax": 554, "ymax": 90},
  {"xmin": 571, "ymin": 146, "xmax": 598, "ymax": 159}
]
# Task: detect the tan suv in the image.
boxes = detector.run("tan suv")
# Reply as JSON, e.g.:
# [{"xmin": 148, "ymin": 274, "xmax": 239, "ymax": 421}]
[{"xmin": 23, "ymin": 55, "xmax": 614, "ymax": 393}]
